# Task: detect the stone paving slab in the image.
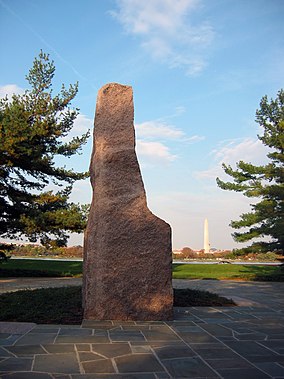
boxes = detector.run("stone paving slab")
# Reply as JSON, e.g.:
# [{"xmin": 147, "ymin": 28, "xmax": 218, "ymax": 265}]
[
  {"xmin": 1, "ymin": 279, "xmax": 284, "ymax": 378},
  {"xmin": 0, "ymin": 323, "xmax": 35, "ymax": 335},
  {"xmin": 0, "ymin": 305, "xmax": 284, "ymax": 378},
  {"xmin": 33, "ymin": 352, "xmax": 80, "ymax": 374}
]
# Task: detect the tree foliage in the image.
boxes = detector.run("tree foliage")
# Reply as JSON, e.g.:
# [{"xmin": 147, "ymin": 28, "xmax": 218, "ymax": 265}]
[
  {"xmin": 0, "ymin": 51, "xmax": 90, "ymax": 246},
  {"xmin": 217, "ymin": 90, "xmax": 284, "ymax": 254}
]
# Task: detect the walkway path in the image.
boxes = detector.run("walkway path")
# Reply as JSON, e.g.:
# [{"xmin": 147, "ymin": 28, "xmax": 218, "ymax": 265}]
[
  {"xmin": 0, "ymin": 277, "xmax": 82, "ymax": 294},
  {"xmin": 0, "ymin": 278, "xmax": 284, "ymax": 378}
]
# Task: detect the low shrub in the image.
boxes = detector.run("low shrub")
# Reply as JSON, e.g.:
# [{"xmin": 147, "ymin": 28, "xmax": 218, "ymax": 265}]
[{"xmin": 257, "ymin": 252, "xmax": 279, "ymax": 261}]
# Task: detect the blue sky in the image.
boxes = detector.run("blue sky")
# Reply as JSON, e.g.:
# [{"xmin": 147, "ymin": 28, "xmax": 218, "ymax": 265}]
[{"xmin": 0, "ymin": 0, "xmax": 283, "ymax": 249}]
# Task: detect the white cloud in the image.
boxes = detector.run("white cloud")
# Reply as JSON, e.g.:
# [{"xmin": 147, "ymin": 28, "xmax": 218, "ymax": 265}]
[
  {"xmin": 135, "ymin": 116, "xmax": 204, "ymax": 164},
  {"xmin": 213, "ymin": 138, "xmax": 268, "ymax": 164},
  {"xmin": 136, "ymin": 140, "xmax": 177, "ymax": 163},
  {"xmin": 135, "ymin": 119, "xmax": 204, "ymax": 142},
  {"xmin": 196, "ymin": 137, "xmax": 269, "ymax": 180},
  {"xmin": 73, "ymin": 113, "xmax": 93, "ymax": 134},
  {"xmin": 169, "ymin": 54, "xmax": 207, "ymax": 76},
  {"xmin": 112, "ymin": 0, "xmax": 199, "ymax": 35},
  {"xmin": 0, "ymin": 84, "xmax": 24, "ymax": 100},
  {"xmin": 70, "ymin": 179, "xmax": 92, "ymax": 204},
  {"xmin": 62, "ymin": 113, "xmax": 93, "ymax": 141},
  {"xmin": 111, "ymin": 0, "xmax": 214, "ymax": 76},
  {"xmin": 135, "ymin": 120, "xmax": 185, "ymax": 139},
  {"xmin": 186, "ymin": 135, "xmax": 205, "ymax": 143}
]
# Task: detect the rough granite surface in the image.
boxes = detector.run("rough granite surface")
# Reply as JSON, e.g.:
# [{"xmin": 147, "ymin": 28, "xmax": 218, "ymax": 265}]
[{"xmin": 83, "ymin": 83, "xmax": 173, "ymax": 320}]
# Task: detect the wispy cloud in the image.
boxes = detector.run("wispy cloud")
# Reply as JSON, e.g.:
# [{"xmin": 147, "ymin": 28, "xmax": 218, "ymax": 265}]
[
  {"xmin": 62, "ymin": 113, "xmax": 92, "ymax": 142},
  {"xmin": 135, "ymin": 120, "xmax": 185, "ymax": 140},
  {"xmin": 70, "ymin": 179, "xmax": 92, "ymax": 204},
  {"xmin": 135, "ymin": 117, "xmax": 204, "ymax": 164},
  {"xmin": 195, "ymin": 137, "xmax": 269, "ymax": 180},
  {"xmin": 136, "ymin": 140, "xmax": 177, "ymax": 163},
  {"xmin": 175, "ymin": 106, "xmax": 186, "ymax": 115},
  {"xmin": 0, "ymin": 84, "xmax": 24, "ymax": 100},
  {"xmin": 135, "ymin": 119, "xmax": 204, "ymax": 142},
  {"xmin": 135, "ymin": 120, "xmax": 180, "ymax": 164},
  {"xmin": 73, "ymin": 114, "xmax": 93, "ymax": 134},
  {"xmin": 111, "ymin": 0, "xmax": 214, "ymax": 76},
  {"xmin": 186, "ymin": 135, "xmax": 205, "ymax": 143}
]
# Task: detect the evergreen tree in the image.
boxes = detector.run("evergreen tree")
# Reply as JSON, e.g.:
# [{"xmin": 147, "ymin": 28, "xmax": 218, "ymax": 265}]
[
  {"xmin": 0, "ymin": 51, "xmax": 90, "ymax": 245},
  {"xmin": 217, "ymin": 90, "xmax": 284, "ymax": 254}
]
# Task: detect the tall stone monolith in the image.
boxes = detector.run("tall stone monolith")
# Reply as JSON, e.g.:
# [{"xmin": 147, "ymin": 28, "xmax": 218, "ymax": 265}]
[{"xmin": 83, "ymin": 83, "xmax": 173, "ymax": 320}]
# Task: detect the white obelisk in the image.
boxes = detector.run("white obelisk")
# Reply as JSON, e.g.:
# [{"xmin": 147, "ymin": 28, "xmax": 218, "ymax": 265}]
[{"xmin": 204, "ymin": 218, "xmax": 210, "ymax": 254}]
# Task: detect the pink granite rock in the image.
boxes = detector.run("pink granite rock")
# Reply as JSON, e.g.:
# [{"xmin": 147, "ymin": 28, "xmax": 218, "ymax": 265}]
[{"xmin": 83, "ymin": 83, "xmax": 173, "ymax": 320}]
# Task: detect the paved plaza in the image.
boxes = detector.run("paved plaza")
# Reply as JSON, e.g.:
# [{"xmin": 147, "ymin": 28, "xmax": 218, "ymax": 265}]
[{"xmin": 1, "ymin": 279, "xmax": 284, "ymax": 378}]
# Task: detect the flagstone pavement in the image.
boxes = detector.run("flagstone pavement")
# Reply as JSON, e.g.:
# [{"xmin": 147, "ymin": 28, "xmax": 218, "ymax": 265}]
[{"xmin": 1, "ymin": 279, "xmax": 284, "ymax": 378}]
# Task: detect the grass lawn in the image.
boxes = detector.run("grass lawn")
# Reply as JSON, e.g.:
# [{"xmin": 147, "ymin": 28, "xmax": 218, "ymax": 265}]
[
  {"xmin": 0, "ymin": 286, "xmax": 235, "ymax": 324},
  {"xmin": 173, "ymin": 263, "xmax": 284, "ymax": 281},
  {"xmin": 0, "ymin": 259, "xmax": 83, "ymax": 277},
  {"xmin": 0, "ymin": 260, "xmax": 283, "ymax": 281}
]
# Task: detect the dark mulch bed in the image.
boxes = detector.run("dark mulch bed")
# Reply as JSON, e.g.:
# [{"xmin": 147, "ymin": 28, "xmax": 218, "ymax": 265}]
[{"xmin": 0, "ymin": 286, "xmax": 235, "ymax": 324}]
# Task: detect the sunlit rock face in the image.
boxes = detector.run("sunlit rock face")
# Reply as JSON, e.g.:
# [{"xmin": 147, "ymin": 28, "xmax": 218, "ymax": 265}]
[{"xmin": 83, "ymin": 83, "xmax": 173, "ymax": 320}]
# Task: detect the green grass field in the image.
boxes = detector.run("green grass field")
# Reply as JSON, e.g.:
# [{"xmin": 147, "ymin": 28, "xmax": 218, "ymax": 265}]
[
  {"xmin": 0, "ymin": 259, "xmax": 83, "ymax": 277},
  {"xmin": 0, "ymin": 259, "xmax": 283, "ymax": 281},
  {"xmin": 173, "ymin": 263, "xmax": 284, "ymax": 281}
]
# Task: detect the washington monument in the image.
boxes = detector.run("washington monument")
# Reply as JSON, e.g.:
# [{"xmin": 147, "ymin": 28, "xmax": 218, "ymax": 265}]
[{"xmin": 204, "ymin": 218, "xmax": 210, "ymax": 254}]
